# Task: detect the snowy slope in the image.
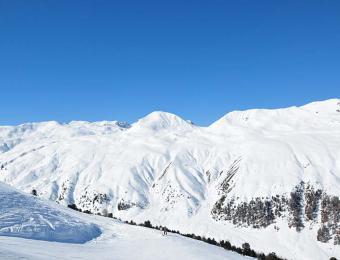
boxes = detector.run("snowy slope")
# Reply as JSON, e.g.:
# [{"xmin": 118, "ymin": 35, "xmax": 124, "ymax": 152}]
[
  {"xmin": 0, "ymin": 182, "xmax": 101, "ymax": 243},
  {"xmin": 0, "ymin": 99, "xmax": 339, "ymax": 259},
  {"xmin": 0, "ymin": 182, "xmax": 248, "ymax": 260},
  {"xmin": 0, "ymin": 234, "xmax": 248, "ymax": 260}
]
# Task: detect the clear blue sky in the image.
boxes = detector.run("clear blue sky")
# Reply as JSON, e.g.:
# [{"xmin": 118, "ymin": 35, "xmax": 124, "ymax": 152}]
[{"xmin": 0, "ymin": 1, "xmax": 339, "ymax": 126}]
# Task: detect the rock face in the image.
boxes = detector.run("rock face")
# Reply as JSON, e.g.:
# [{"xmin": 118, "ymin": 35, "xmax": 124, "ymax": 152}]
[{"xmin": 0, "ymin": 99, "xmax": 340, "ymax": 259}]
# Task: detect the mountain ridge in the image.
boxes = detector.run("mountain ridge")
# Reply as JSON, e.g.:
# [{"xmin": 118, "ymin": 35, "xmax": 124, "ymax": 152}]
[
  {"xmin": 1, "ymin": 98, "xmax": 339, "ymax": 129},
  {"xmin": 0, "ymin": 98, "xmax": 339, "ymax": 259}
]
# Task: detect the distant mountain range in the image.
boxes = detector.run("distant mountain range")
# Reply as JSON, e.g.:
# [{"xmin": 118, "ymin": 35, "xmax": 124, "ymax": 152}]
[{"xmin": 1, "ymin": 99, "xmax": 339, "ymax": 259}]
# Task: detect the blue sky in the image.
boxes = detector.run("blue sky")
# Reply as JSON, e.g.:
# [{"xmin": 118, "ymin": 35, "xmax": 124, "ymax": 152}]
[{"xmin": 0, "ymin": 1, "xmax": 339, "ymax": 126}]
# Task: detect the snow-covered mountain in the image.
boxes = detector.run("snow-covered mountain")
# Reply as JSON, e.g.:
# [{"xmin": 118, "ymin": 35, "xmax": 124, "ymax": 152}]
[{"xmin": 1, "ymin": 99, "xmax": 340, "ymax": 259}]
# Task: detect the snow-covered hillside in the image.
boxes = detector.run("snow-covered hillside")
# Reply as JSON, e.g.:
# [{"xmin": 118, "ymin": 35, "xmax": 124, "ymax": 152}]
[
  {"xmin": 0, "ymin": 182, "xmax": 101, "ymax": 243},
  {"xmin": 0, "ymin": 183, "xmax": 247, "ymax": 260},
  {"xmin": 0, "ymin": 99, "xmax": 339, "ymax": 259}
]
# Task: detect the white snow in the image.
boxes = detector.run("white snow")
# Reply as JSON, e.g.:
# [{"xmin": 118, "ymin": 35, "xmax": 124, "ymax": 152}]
[
  {"xmin": 0, "ymin": 99, "xmax": 339, "ymax": 259},
  {"xmin": 131, "ymin": 111, "xmax": 194, "ymax": 132},
  {"xmin": 0, "ymin": 182, "xmax": 101, "ymax": 243},
  {"xmin": 0, "ymin": 182, "xmax": 247, "ymax": 260}
]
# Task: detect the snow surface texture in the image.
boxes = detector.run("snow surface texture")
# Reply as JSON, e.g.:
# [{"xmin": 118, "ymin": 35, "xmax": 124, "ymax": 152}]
[
  {"xmin": 0, "ymin": 182, "xmax": 101, "ymax": 243},
  {"xmin": 0, "ymin": 99, "xmax": 340, "ymax": 259},
  {"xmin": 0, "ymin": 183, "xmax": 247, "ymax": 260}
]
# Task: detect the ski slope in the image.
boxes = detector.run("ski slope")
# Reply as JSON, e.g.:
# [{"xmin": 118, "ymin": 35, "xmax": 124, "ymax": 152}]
[
  {"xmin": 0, "ymin": 183, "xmax": 247, "ymax": 260},
  {"xmin": 0, "ymin": 223, "xmax": 248, "ymax": 260}
]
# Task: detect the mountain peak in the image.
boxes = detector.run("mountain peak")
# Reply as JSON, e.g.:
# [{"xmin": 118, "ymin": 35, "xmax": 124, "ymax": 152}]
[{"xmin": 132, "ymin": 111, "xmax": 193, "ymax": 131}]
